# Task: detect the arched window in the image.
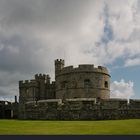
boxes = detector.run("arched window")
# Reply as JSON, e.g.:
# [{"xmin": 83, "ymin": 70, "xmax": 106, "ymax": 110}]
[{"xmin": 104, "ymin": 81, "xmax": 108, "ymax": 88}]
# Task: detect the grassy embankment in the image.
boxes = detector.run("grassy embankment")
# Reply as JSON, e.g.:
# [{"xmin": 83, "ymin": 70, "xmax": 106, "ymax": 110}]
[{"xmin": 0, "ymin": 119, "xmax": 140, "ymax": 135}]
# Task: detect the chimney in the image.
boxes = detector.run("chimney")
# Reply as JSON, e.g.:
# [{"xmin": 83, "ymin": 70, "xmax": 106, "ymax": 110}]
[{"xmin": 15, "ymin": 96, "xmax": 17, "ymax": 103}]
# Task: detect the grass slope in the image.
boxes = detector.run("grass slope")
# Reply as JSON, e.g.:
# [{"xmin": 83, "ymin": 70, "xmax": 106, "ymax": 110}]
[{"xmin": 0, "ymin": 119, "xmax": 140, "ymax": 135}]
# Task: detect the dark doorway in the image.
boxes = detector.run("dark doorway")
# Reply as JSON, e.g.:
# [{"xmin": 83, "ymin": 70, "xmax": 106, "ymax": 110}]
[{"xmin": 4, "ymin": 110, "xmax": 11, "ymax": 119}]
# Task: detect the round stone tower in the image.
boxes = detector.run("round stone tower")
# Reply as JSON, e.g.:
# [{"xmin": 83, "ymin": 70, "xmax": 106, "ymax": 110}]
[
  {"xmin": 55, "ymin": 59, "xmax": 65, "ymax": 79},
  {"xmin": 55, "ymin": 59, "xmax": 110, "ymax": 100}
]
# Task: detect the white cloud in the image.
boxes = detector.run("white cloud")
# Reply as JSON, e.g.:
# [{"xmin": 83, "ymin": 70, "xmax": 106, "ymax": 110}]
[
  {"xmin": 110, "ymin": 79, "xmax": 134, "ymax": 99},
  {"xmin": 0, "ymin": 0, "xmax": 140, "ymax": 100},
  {"xmin": 94, "ymin": 0, "xmax": 140, "ymax": 67},
  {"xmin": 124, "ymin": 57, "xmax": 140, "ymax": 67},
  {"xmin": 107, "ymin": 0, "xmax": 135, "ymax": 40},
  {"xmin": 104, "ymin": 40, "xmax": 140, "ymax": 65}
]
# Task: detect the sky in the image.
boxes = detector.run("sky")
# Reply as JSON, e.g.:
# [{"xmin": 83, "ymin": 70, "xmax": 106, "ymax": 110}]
[{"xmin": 0, "ymin": 0, "xmax": 140, "ymax": 101}]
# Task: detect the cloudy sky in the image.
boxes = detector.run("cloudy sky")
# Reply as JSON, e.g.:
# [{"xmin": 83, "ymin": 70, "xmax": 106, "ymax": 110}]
[{"xmin": 0, "ymin": 0, "xmax": 140, "ymax": 101}]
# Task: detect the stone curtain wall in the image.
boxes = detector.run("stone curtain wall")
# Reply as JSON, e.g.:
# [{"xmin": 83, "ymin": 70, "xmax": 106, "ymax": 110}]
[{"xmin": 24, "ymin": 98, "xmax": 140, "ymax": 120}]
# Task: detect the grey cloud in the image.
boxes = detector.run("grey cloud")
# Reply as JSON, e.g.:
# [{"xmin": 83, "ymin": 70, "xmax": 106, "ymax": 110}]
[
  {"xmin": 0, "ymin": 0, "xmax": 139, "ymax": 100},
  {"xmin": 0, "ymin": 0, "xmax": 96, "ymax": 32},
  {"xmin": 0, "ymin": 0, "xmax": 105, "ymax": 100},
  {"xmin": 0, "ymin": 34, "xmax": 45, "ymax": 73}
]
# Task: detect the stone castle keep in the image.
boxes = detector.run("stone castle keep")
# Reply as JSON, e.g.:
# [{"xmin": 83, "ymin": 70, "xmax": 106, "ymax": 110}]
[{"xmin": 18, "ymin": 59, "xmax": 140, "ymax": 120}]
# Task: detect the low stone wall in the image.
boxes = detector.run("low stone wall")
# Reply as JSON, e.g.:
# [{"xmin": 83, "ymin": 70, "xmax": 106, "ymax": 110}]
[{"xmin": 24, "ymin": 98, "xmax": 140, "ymax": 120}]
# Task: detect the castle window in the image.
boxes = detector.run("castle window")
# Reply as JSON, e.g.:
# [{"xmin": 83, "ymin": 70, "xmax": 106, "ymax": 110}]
[
  {"xmin": 74, "ymin": 97, "xmax": 78, "ymax": 98},
  {"xmin": 61, "ymin": 81, "xmax": 68, "ymax": 89},
  {"xmin": 104, "ymin": 81, "xmax": 108, "ymax": 88},
  {"xmin": 26, "ymin": 89, "xmax": 29, "ymax": 94},
  {"xmin": 84, "ymin": 79, "xmax": 91, "ymax": 88}
]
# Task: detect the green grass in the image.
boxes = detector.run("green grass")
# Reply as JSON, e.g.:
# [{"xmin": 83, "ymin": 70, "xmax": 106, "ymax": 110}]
[{"xmin": 0, "ymin": 119, "xmax": 140, "ymax": 135}]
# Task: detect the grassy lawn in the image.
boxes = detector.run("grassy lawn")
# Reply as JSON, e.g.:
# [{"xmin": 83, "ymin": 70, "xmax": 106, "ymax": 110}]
[{"xmin": 0, "ymin": 119, "xmax": 140, "ymax": 135}]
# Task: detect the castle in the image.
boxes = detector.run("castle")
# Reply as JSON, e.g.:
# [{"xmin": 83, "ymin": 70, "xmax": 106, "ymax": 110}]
[{"xmin": 18, "ymin": 59, "xmax": 140, "ymax": 120}]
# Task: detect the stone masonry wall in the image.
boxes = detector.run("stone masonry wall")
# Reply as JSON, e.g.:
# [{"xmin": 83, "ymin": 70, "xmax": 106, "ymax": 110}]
[
  {"xmin": 24, "ymin": 98, "xmax": 140, "ymax": 120},
  {"xmin": 55, "ymin": 59, "xmax": 110, "ymax": 100}
]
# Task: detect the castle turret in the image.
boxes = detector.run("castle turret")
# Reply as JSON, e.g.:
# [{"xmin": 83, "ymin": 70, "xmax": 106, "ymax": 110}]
[
  {"xmin": 35, "ymin": 74, "xmax": 47, "ymax": 100},
  {"xmin": 55, "ymin": 62, "xmax": 110, "ymax": 100},
  {"xmin": 15, "ymin": 96, "xmax": 17, "ymax": 103},
  {"xmin": 18, "ymin": 79, "xmax": 39, "ymax": 119},
  {"xmin": 55, "ymin": 59, "xmax": 64, "ymax": 79}
]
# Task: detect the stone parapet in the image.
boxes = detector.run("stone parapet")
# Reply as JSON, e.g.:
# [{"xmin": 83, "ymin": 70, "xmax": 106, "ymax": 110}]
[
  {"xmin": 19, "ymin": 80, "xmax": 39, "ymax": 88},
  {"xmin": 56, "ymin": 64, "xmax": 110, "ymax": 77},
  {"xmin": 129, "ymin": 99, "xmax": 140, "ymax": 108},
  {"xmin": 23, "ymin": 98, "xmax": 140, "ymax": 120}
]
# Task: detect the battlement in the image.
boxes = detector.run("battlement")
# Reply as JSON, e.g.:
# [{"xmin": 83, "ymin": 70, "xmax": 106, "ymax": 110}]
[
  {"xmin": 98, "ymin": 66, "xmax": 108, "ymax": 72},
  {"xmin": 19, "ymin": 73, "xmax": 51, "ymax": 88},
  {"xmin": 55, "ymin": 59, "xmax": 65, "ymax": 76},
  {"xmin": 56, "ymin": 64, "xmax": 109, "ymax": 76},
  {"xmin": 35, "ymin": 74, "xmax": 47, "ymax": 80},
  {"xmin": 100, "ymin": 98, "xmax": 128, "ymax": 109},
  {"xmin": 78, "ymin": 64, "xmax": 94, "ymax": 70},
  {"xmin": 62, "ymin": 66, "xmax": 74, "ymax": 72},
  {"xmin": 130, "ymin": 99, "xmax": 140, "ymax": 102},
  {"xmin": 19, "ymin": 79, "xmax": 38, "ymax": 88},
  {"xmin": 19, "ymin": 79, "xmax": 37, "ymax": 84},
  {"xmin": 55, "ymin": 59, "xmax": 65, "ymax": 63},
  {"xmin": 129, "ymin": 99, "xmax": 140, "ymax": 108}
]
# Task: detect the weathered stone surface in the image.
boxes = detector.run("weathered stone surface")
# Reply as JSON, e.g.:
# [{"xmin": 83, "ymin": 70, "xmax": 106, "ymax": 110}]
[
  {"xmin": 55, "ymin": 59, "xmax": 110, "ymax": 99},
  {"xmin": 23, "ymin": 99, "xmax": 140, "ymax": 120}
]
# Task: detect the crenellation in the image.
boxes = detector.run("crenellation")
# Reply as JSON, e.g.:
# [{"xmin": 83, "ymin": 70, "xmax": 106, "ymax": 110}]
[
  {"xmin": 62, "ymin": 66, "xmax": 74, "ymax": 72},
  {"xmin": 55, "ymin": 59, "xmax": 65, "ymax": 77},
  {"xmin": 35, "ymin": 73, "xmax": 47, "ymax": 80},
  {"xmin": 29, "ymin": 80, "xmax": 38, "ymax": 87},
  {"xmin": 98, "ymin": 66, "xmax": 103, "ymax": 69},
  {"xmin": 19, "ymin": 81, "xmax": 23, "ymax": 87},
  {"xmin": 129, "ymin": 99, "xmax": 140, "ymax": 109},
  {"xmin": 78, "ymin": 64, "xmax": 94, "ymax": 70},
  {"xmin": 100, "ymin": 98, "xmax": 128, "ymax": 109},
  {"xmin": 98, "ymin": 66, "xmax": 109, "ymax": 74},
  {"xmin": 19, "ymin": 80, "xmax": 23, "ymax": 84},
  {"xmin": 19, "ymin": 80, "xmax": 29, "ymax": 88},
  {"xmin": 56, "ymin": 65, "xmax": 110, "ymax": 77},
  {"xmin": 55, "ymin": 59, "xmax": 65, "ymax": 63},
  {"xmin": 30, "ymin": 79, "xmax": 38, "ymax": 83},
  {"xmin": 19, "ymin": 79, "xmax": 39, "ymax": 88}
]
